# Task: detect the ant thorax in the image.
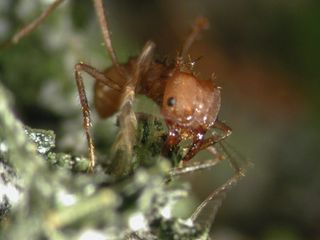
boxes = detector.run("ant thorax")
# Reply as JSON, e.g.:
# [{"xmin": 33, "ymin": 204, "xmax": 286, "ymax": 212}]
[{"xmin": 94, "ymin": 57, "xmax": 176, "ymax": 119}]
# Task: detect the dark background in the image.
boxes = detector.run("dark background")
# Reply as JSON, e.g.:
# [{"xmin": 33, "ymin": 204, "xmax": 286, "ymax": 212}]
[{"xmin": 0, "ymin": 0, "xmax": 320, "ymax": 239}]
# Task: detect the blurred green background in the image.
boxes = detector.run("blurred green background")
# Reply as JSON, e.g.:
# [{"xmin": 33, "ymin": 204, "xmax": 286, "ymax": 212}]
[{"xmin": 0, "ymin": 0, "xmax": 320, "ymax": 239}]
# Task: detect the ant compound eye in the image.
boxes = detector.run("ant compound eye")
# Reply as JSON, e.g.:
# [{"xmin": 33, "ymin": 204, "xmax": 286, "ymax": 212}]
[{"xmin": 167, "ymin": 97, "xmax": 176, "ymax": 107}]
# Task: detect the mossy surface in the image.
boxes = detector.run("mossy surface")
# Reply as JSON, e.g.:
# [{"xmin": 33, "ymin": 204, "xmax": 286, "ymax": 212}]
[{"xmin": 0, "ymin": 83, "xmax": 211, "ymax": 240}]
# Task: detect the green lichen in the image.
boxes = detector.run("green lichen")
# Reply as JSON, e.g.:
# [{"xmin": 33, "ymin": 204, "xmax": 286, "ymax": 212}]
[{"xmin": 0, "ymin": 83, "xmax": 210, "ymax": 240}]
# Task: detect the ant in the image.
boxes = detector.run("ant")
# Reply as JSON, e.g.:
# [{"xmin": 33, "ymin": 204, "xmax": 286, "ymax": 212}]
[{"xmin": 6, "ymin": 0, "xmax": 247, "ymax": 225}]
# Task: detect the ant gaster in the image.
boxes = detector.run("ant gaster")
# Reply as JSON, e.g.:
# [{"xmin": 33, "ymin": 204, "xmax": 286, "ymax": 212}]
[{"xmin": 6, "ymin": 0, "xmax": 247, "ymax": 223}]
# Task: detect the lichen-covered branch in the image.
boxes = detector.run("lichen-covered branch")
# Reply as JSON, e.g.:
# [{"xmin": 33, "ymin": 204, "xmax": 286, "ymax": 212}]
[{"xmin": 0, "ymin": 83, "xmax": 210, "ymax": 239}]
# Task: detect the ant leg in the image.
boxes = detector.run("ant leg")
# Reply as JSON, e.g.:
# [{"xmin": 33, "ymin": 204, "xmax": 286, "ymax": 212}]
[
  {"xmin": 75, "ymin": 62, "xmax": 121, "ymax": 91},
  {"xmin": 190, "ymin": 124, "xmax": 249, "ymax": 223},
  {"xmin": 190, "ymin": 142, "xmax": 247, "ymax": 222},
  {"xmin": 182, "ymin": 120, "xmax": 231, "ymax": 162},
  {"xmin": 182, "ymin": 138, "xmax": 203, "ymax": 162},
  {"xmin": 117, "ymin": 41, "xmax": 155, "ymax": 109},
  {"xmin": 200, "ymin": 120, "xmax": 232, "ymax": 151},
  {"xmin": 74, "ymin": 62, "xmax": 120, "ymax": 171},
  {"xmin": 170, "ymin": 146, "xmax": 223, "ymax": 177},
  {"xmin": 170, "ymin": 141, "xmax": 246, "ymax": 223},
  {"xmin": 191, "ymin": 144, "xmax": 246, "ymax": 224},
  {"xmin": 109, "ymin": 41, "xmax": 155, "ymax": 177},
  {"xmin": 119, "ymin": 40, "xmax": 155, "ymax": 106},
  {"xmin": 7, "ymin": 0, "xmax": 65, "ymax": 46},
  {"xmin": 200, "ymin": 121, "xmax": 249, "ymax": 172},
  {"xmin": 130, "ymin": 41, "xmax": 156, "ymax": 86},
  {"xmin": 180, "ymin": 16, "xmax": 209, "ymax": 58},
  {"xmin": 181, "ymin": 121, "xmax": 231, "ymax": 162},
  {"xmin": 190, "ymin": 170, "xmax": 245, "ymax": 222}
]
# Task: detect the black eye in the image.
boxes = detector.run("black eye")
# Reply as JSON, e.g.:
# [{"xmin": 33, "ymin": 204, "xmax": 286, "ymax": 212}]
[{"xmin": 167, "ymin": 97, "xmax": 176, "ymax": 107}]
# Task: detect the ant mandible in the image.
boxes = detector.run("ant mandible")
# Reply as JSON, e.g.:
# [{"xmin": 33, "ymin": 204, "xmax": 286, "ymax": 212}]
[{"xmin": 6, "ymin": 0, "xmax": 247, "ymax": 222}]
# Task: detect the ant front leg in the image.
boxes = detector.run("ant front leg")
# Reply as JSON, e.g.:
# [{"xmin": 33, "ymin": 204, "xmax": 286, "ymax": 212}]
[
  {"xmin": 178, "ymin": 121, "xmax": 232, "ymax": 163},
  {"xmin": 182, "ymin": 133, "xmax": 205, "ymax": 163},
  {"xmin": 169, "ymin": 121, "xmax": 232, "ymax": 175},
  {"xmin": 200, "ymin": 120, "xmax": 232, "ymax": 151},
  {"xmin": 74, "ymin": 62, "xmax": 121, "ymax": 172},
  {"xmin": 200, "ymin": 120, "xmax": 246, "ymax": 172},
  {"xmin": 108, "ymin": 41, "xmax": 155, "ymax": 177}
]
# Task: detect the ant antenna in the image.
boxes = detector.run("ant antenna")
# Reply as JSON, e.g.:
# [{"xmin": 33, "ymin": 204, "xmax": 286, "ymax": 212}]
[
  {"xmin": 93, "ymin": 0, "xmax": 126, "ymax": 77},
  {"xmin": 187, "ymin": 55, "xmax": 203, "ymax": 71},
  {"xmin": 180, "ymin": 16, "xmax": 209, "ymax": 59},
  {"xmin": 1, "ymin": 0, "xmax": 65, "ymax": 49}
]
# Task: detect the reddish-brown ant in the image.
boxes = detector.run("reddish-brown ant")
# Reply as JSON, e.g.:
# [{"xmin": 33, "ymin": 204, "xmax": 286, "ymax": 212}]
[{"xmin": 6, "ymin": 0, "xmax": 247, "ymax": 224}]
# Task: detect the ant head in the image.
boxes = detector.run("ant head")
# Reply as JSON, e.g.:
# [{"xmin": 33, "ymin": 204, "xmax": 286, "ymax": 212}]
[
  {"xmin": 161, "ymin": 71, "xmax": 221, "ymax": 130},
  {"xmin": 162, "ymin": 72, "xmax": 197, "ymax": 125}
]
